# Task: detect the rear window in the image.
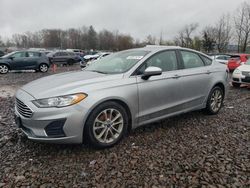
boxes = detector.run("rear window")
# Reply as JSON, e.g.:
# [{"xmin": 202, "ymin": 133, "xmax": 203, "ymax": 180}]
[{"xmin": 230, "ymin": 55, "xmax": 240, "ymax": 60}]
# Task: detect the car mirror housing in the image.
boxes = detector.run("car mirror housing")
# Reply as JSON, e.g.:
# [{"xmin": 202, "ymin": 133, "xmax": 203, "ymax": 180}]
[{"xmin": 141, "ymin": 66, "xmax": 162, "ymax": 80}]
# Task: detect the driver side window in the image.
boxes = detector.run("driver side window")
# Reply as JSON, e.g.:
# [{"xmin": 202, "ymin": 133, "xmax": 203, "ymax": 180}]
[
  {"xmin": 11, "ymin": 52, "xmax": 27, "ymax": 58},
  {"xmin": 137, "ymin": 50, "xmax": 178, "ymax": 75}
]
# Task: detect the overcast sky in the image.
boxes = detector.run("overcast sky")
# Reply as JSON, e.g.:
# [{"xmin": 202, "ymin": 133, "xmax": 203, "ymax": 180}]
[{"xmin": 0, "ymin": 0, "xmax": 246, "ymax": 41}]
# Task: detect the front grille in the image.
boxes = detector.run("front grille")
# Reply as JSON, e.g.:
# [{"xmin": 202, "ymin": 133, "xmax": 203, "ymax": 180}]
[
  {"xmin": 16, "ymin": 98, "xmax": 33, "ymax": 118},
  {"xmin": 233, "ymin": 78, "xmax": 239, "ymax": 82},
  {"xmin": 242, "ymin": 77, "xmax": 250, "ymax": 83},
  {"xmin": 242, "ymin": 71, "xmax": 250, "ymax": 76}
]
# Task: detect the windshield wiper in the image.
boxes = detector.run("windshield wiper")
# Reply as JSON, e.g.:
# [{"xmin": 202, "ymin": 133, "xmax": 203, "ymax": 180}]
[{"xmin": 88, "ymin": 70, "xmax": 108, "ymax": 74}]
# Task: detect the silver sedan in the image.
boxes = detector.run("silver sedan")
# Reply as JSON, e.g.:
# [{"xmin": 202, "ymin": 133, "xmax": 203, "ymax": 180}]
[{"xmin": 15, "ymin": 46, "xmax": 229, "ymax": 148}]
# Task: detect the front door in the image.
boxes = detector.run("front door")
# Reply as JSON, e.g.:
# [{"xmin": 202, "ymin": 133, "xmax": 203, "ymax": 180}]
[
  {"xmin": 9, "ymin": 51, "xmax": 27, "ymax": 70},
  {"xmin": 136, "ymin": 50, "xmax": 184, "ymax": 125}
]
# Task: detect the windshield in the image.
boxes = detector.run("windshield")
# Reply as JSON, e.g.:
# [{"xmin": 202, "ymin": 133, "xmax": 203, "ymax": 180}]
[
  {"xmin": 85, "ymin": 50, "xmax": 149, "ymax": 74},
  {"xmin": 246, "ymin": 59, "xmax": 250, "ymax": 65},
  {"xmin": 1, "ymin": 52, "xmax": 16, "ymax": 58}
]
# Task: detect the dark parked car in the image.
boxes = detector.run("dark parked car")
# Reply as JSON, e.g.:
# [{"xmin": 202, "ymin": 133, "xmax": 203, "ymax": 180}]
[
  {"xmin": 0, "ymin": 51, "xmax": 50, "ymax": 74},
  {"xmin": 0, "ymin": 50, "xmax": 4, "ymax": 57},
  {"xmin": 47, "ymin": 51, "xmax": 81, "ymax": 65}
]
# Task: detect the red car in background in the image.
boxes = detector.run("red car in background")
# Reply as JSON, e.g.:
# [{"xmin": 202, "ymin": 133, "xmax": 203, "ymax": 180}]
[{"xmin": 227, "ymin": 54, "xmax": 250, "ymax": 71}]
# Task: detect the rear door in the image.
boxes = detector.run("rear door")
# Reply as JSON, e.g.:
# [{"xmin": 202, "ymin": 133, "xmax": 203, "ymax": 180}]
[
  {"xmin": 26, "ymin": 52, "xmax": 41, "ymax": 69},
  {"xmin": 60, "ymin": 52, "xmax": 69, "ymax": 63},
  {"xmin": 174, "ymin": 50, "xmax": 213, "ymax": 109},
  {"xmin": 52, "ymin": 52, "xmax": 62, "ymax": 63}
]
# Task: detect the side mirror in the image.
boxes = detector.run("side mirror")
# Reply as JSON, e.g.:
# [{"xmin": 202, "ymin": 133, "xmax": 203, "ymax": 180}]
[
  {"xmin": 141, "ymin": 66, "xmax": 162, "ymax": 80},
  {"xmin": 8, "ymin": 56, "xmax": 14, "ymax": 60}
]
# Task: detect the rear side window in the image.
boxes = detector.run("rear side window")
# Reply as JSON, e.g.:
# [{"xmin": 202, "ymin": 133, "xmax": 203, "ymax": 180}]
[
  {"xmin": 28, "ymin": 52, "xmax": 40, "ymax": 57},
  {"xmin": 201, "ymin": 55, "xmax": 212, "ymax": 66},
  {"xmin": 217, "ymin": 55, "xmax": 230, "ymax": 60},
  {"xmin": 180, "ymin": 51, "xmax": 204, "ymax": 69},
  {"xmin": 59, "ymin": 52, "xmax": 68, "ymax": 56}
]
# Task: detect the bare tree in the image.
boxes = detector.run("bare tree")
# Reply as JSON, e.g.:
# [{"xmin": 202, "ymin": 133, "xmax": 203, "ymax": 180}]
[
  {"xmin": 201, "ymin": 26, "xmax": 216, "ymax": 53},
  {"xmin": 0, "ymin": 36, "xmax": 4, "ymax": 47},
  {"xmin": 234, "ymin": 1, "xmax": 250, "ymax": 52},
  {"xmin": 144, "ymin": 35, "xmax": 157, "ymax": 45},
  {"xmin": 214, "ymin": 14, "xmax": 232, "ymax": 53},
  {"xmin": 98, "ymin": 30, "xmax": 116, "ymax": 50},
  {"xmin": 175, "ymin": 23, "xmax": 199, "ymax": 48}
]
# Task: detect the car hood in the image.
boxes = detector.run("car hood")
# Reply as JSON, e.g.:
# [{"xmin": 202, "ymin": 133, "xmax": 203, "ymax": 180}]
[
  {"xmin": 21, "ymin": 70, "xmax": 123, "ymax": 99},
  {"xmin": 238, "ymin": 64, "xmax": 250, "ymax": 72}
]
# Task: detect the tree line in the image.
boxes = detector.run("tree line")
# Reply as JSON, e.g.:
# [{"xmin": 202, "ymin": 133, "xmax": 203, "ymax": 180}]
[{"xmin": 0, "ymin": 1, "xmax": 249, "ymax": 53}]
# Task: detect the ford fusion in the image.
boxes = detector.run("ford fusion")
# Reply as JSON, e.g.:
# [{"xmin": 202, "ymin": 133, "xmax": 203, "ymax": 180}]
[{"xmin": 15, "ymin": 46, "xmax": 228, "ymax": 148}]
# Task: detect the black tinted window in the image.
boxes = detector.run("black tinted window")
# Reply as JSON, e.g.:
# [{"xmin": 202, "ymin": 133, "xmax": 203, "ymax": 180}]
[
  {"xmin": 181, "ymin": 51, "xmax": 204, "ymax": 69},
  {"xmin": 138, "ymin": 50, "xmax": 178, "ymax": 74}
]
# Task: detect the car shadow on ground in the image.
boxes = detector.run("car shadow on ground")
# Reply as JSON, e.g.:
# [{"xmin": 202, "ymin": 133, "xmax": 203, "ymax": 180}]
[{"xmin": 17, "ymin": 110, "xmax": 207, "ymax": 154}]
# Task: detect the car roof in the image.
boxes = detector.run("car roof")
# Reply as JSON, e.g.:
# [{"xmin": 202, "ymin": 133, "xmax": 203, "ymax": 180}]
[
  {"xmin": 13, "ymin": 50, "xmax": 42, "ymax": 53},
  {"xmin": 133, "ymin": 45, "xmax": 210, "ymax": 57},
  {"xmin": 139, "ymin": 45, "xmax": 182, "ymax": 52}
]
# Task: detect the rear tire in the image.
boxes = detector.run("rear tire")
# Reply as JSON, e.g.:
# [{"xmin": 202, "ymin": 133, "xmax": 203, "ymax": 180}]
[
  {"xmin": 39, "ymin": 63, "xmax": 49, "ymax": 73},
  {"xmin": 67, "ymin": 59, "xmax": 75, "ymax": 65},
  {"xmin": 0, "ymin": 64, "xmax": 9, "ymax": 74},
  {"xmin": 205, "ymin": 86, "xmax": 224, "ymax": 115},
  {"xmin": 84, "ymin": 102, "xmax": 128, "ymax": 149},
  {"xmin": 232, "ymin": 82, "xmax": 241, "ymax": 88}
]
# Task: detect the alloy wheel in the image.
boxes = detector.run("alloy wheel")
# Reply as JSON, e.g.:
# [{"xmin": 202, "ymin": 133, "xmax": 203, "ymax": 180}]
[
  {"xmin": 0, "ymin": 65, "xmax": 9, "ymax": 74},
  {"xmin": 40, "ymin": 64, "xmax": 48, "ymax": 72},
  {"xmin": 210, "ymin": 89, "xmax": 223, "ymax": 112},
  {"xmin": 93, "ymin": 108, "xmax": 124, "ymax": 144}
]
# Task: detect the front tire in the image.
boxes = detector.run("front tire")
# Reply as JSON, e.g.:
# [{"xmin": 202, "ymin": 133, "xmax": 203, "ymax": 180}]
[
  {"xmin": 39, "ymin": 63, "xmax": 49, "ymax": 73},
  {"xmin": 0, "ymin": 64, "xmax": 9, "ymax": 74},
  {"xmin": 205, "ymin": 86, "xmax": 224, "ymax": 115},
  {"xmin": 84, "ymin": 102, "xmax": 128, "ymax": 148}
]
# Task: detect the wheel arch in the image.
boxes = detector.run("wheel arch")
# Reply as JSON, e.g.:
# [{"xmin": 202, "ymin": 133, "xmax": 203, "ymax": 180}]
[
  {"xmin": 82, "ymin": 98, "xmax": 133, "ymax": 143},
  {"xmin": 212, "ymin": 82, "xmax": 225, "ymax": 98},
  {"xmin": 0, "ymin": 63, "xmax": 10, "ymax": 70}
]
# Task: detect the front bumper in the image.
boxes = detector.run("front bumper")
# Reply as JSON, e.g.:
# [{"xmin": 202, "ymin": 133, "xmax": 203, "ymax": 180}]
[
  {"xmin": 232, "ymin": 74, "xmax": 250, "ymax": 84},
  {"xmin": 15, "ymin": 89, "xmax": 89, "ymax": 144}
]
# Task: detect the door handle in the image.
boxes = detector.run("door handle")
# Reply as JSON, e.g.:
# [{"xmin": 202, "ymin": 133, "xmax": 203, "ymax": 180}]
[{"xmin": 172, "ymin": 74, "xmax": 180, "ymax": 79}]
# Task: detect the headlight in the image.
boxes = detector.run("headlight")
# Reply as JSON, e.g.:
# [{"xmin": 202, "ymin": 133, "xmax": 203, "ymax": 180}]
[
  {"xmin": 233, "ymin": 69, "xmax": 241, "ymax": 74},
  {"xmin": 33, "ymin": 93, "xmax": 87, "ymax": 108}
]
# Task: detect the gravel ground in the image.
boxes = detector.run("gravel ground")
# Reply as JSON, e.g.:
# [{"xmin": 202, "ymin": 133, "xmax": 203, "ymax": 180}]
[{"xmin": 0, "ymin": 66, "xmax": 249, "ymax": 187}]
